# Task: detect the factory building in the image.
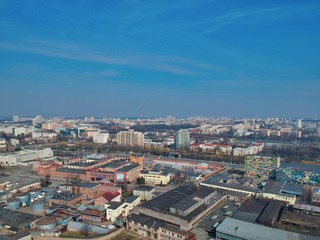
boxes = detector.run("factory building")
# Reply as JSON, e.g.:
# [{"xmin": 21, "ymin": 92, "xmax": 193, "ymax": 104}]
[
  {"xmin": 136, "ymin": 185, "xmax": 225, "ymax": 231},
  {"xmin": 38, "ymin": 158, "xmax": 142, "ymax": 183},
  {"xmin": 127, "ymin": 214, "xmax": 196, "ymax": 240},
  {"xmin": 201, "ymin": 175, "xmax": 296, "ymax": 205},
  {"xmin": 216, "ymin": 217, "xmax": 318, "ymax": 240},
  {"xmin": 0, "ymin": 148, "xmax": 53, "ymax": 166},
  {"xmin": 57, "ymin": 181, "xmax": 121, "ymax": 201},
  {"xmin": 0, "ymin": 208, "xmax": 41, "ymax": 231},
  {"xmin": 48, "ymin": 192, "xmax": 82, "ymax": 207},
  {"xmin": 257, "ymin": 181, "xmax": 296, "ymax": 205}
]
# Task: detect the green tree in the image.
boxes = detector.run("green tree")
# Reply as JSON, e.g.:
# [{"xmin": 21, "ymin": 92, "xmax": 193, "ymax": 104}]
[{"xmin": 137, "ymin": 177, "xmax": 145, "ymax": 184}]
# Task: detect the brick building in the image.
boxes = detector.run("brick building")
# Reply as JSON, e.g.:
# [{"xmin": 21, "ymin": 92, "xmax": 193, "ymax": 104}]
[
  {"xmin": 48, "ymin": 192, "xmax": 83, "ymax": 207},
  {"xmin": 38, "ymin": 158, "xmax": 142, "ymax": 183}
]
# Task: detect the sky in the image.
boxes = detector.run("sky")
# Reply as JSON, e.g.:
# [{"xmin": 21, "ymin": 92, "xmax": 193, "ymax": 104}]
[{"xmin": 0, "ymin": 0, "xmax": 319, "ymax": 118}]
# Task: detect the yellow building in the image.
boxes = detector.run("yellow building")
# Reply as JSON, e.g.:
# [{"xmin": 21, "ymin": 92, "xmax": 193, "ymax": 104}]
[
  {"xmin": 140, "ymin": 170, "xmax": 171, "ymax": 185},
  {"xmin": 256, "ymin": 192, "xmax": 296, "ymax": 205}
]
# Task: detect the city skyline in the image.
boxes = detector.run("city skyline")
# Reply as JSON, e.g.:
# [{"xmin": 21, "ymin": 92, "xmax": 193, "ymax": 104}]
[{"xmin": 1, "ymin": 1, "xmax": 320, "ymax": 118}]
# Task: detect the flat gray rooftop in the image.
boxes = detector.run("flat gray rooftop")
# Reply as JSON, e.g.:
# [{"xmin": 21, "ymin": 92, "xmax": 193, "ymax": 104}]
[
  {"xmin": 217, "ymin": 217, "xmax": 317, "ymax": 240},
  {"xmin": 0, "ymin": 207, "xmax": 41, "ymax": 231},
  {"xmin": 72, "ymin": 182, "xmax": 100, "ymax": 188},
  {"xmin": 56, "ymin": 168, "xmax": 86, "ymax": 174},
  {"xmin": 141, "ymin": 185, "xmax": 197, "ymax": 213}
]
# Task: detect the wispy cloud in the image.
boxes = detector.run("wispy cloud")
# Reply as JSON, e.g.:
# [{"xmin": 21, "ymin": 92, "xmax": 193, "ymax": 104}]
[
  {"xmin": 192, "ymin": 3, "xmax": 320, "ymax": 34},
  {"xmin": 83, "ymin": 70, "xmax": 119, "ymax": 78},
  {"xmin": 0, "ymin": 39, "xmax": 221, "ymax": 76}
]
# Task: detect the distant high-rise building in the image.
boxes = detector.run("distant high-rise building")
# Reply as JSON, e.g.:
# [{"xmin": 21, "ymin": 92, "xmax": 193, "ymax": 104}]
[
  {"xmin": 296, "ymin": 119, "xmax": 302, "ymax": 129},
  {"xmin": 245, "ymin": 155, "xmax": 280, "ymax": 179},
  {"xmin": 93, "ymin": 132, "xmax": 109, "ymax": 144},
  {"xmin": 174, "ymin": 129, "xmax": 190, "ymax": 149},
  {"xmin": 84, "ymin": 117, "xmax": 95, "ymax": 122},
  {"xmin": 12, "ymin": 115, "xmax": 19, "ymax": 122},
  {"xmin": 117, "ymin": 130, "xmax": 144, "ymax": 146}
]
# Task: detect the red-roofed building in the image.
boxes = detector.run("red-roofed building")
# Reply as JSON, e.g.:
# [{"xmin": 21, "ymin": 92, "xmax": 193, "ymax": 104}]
[{"xmin": 95, "ymin": 191, "xmax": 121, "ymax": 206}]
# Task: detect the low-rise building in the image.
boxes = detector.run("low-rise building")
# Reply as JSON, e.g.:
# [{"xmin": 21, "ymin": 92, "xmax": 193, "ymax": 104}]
[
  {"xmin": 67, "ymin": 221, "xmax": 109, "ymax": 235},
  {"xmin": 69, "ymin": 182, "xmax": 103, "ymax": 199},
  {"xmin": 293, "ymin": 204, "xmax": 320, "ymax": 216},
  {"xmin": 201, "ymin": 175, "xmax": 296, "ymax": 205},
  {"xmin": 130, "ymin": 156, "xmax": 144, "ymax": 165},
  {"xmin": 125, "ymin": 195, "xmax": 140, "ymax": 210},
  {"xmin": 79, "ymin": 207, "xmax": 106, "ymax": 222},
  {"xmin": 312, "ymin": 186, "xmax": 320, "ymax": 205},
  {"xmin": 140, "ymin": 170, "xmax": 171, "ymax": 185},
  {"xmin": 133, "ymin": 185, "xmax": 155, "ymax": 201},
  {"xmin": 257, "ymin": 181, "xmax": 296, "ymax": 205},
  {"xmin": 39, "ymin": 158, "xmax": 142, "ymax": 183},
  {"xmin": 94, "ymin": 191, "xmax": 121, "ymax": 206},
  {"xmin": 114, "ymin": 163, "xmax": 142, "ymax": 183},
  {"xmin": 0, "ymin": 208, "xmax": 41, "ymax": 231},
  {"xmin": 48, "ymin": 192, "xmax": 82, "ymax": 207},
  {"xmin": 137, "ymin": 185, "xmax": 225, "ymax": 231},
  {"xmin": 127, "ymin": 214, "xmax": 196, "ymax": 240},
  {"xmin": 106, "ymin": 201, "xmax": 131, "ymax": 222},
  {"xmin": 0, "ymin": 138, "xmax": 6, "ymax": 149}
]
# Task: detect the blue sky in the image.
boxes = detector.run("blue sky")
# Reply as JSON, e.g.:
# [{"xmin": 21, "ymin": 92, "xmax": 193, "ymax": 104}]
[{"xmin": 0, "ymin": 0, "xmax": 319, "ymax": 118}]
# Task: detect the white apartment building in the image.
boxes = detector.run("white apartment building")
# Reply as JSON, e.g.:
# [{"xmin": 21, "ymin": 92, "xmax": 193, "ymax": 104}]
[
  {"xmin": 93, "ymin": 132, "xmax": 109, "ymax": 143},
  {"xmin": 0, "ymin": 126, "xmax": 13, "ymax": 134},
  {"xmin": 12, "ymin": 116, "xmax": 19, "ymax": 122},
  {"xmin": 0, "ymin": 138, "xmax": 6, "ymax": 149},
  {"xmin": 233, "ymin": 146, "xmax": 259, "ymax": 156},
  {"xmin": 233, "ymin": 143, "xmax": 264, "ymax": 156},
  {"xmin": 42, "ymin": 122, "xmax": 63, "ymax": 130},
  {"xmin": 13, "ymin": 127, "xmax": 26, "ymax": 136}
]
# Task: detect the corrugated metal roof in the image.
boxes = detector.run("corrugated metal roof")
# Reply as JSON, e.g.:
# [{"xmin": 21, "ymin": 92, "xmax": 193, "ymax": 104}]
[{"xmin": 217, "ymin": 217, "xmax": 317, "ymax": 240}]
